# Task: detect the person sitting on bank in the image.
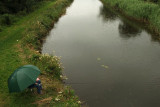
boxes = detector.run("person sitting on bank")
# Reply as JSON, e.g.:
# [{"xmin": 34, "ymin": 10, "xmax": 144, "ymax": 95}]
[
  {"xmin": 28, "ymin": 78, "xmax": 42, "ymax": 94},
  {"xmin": 35, "ymin": 78, "xmax": 42, "ymax": 94}
]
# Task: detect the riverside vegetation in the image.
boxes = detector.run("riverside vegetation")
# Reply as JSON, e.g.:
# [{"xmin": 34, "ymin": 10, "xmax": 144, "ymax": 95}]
[
  {"xmin": 0, "ymin": 0, "xmax": 45, "ymax": 31},
  {"xmin": 0, "ymin": 0, "xmax": 81, "ymax": 106},
  {"xmin": 101, "ymin": 0, "xmax": 160, "ymax": 36}
]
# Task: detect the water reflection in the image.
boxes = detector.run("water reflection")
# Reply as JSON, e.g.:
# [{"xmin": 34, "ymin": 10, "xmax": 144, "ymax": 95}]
[
  {"xmin": 150, "ymin": 34, "xmax": 160, "ymax": 44},
  {"xmin": 99, "ymin": 5, "xmax": 117, "ymax": 22},
  {"xmin": 118, "ymin": 21, "xmax": 142, "ymax": 39},
  {"xmin": 99, "ymin": 5, "xmax": 142, "ymax": 39}
]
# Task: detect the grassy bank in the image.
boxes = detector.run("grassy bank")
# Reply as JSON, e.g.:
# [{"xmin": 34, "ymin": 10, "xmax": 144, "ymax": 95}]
[
  {"xmin": 0, "ymin": 0, "xmax": 50, "ymax": 32},
  {"xmin": 101, "ymin": 0, "xmax": 160, "ymax": 36},
  {"xmin": 0, "ymin": 0, "xmax": 81, "ymax": 106}
]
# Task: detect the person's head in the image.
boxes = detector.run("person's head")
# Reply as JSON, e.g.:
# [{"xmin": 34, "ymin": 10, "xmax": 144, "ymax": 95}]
[{"xmin": 36, "ymin": 78, "xmax": 40, "ymax": 81}]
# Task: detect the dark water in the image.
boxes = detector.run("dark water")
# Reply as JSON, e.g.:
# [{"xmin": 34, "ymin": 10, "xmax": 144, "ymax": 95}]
[{"xmin": 42, "ymin": 0, "xmax": 160, "ymax": 106}]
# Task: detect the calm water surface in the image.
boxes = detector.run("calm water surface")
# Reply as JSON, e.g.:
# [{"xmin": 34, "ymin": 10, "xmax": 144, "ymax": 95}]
[{"xmin": 42, "ymin": 0, "xmax": 160, "ymax": 106}]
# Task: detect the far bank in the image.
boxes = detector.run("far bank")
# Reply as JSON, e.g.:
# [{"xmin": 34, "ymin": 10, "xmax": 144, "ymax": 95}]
[{"xmin": 101, "ymin": 0, "xmax": 160, "ymax": 37}]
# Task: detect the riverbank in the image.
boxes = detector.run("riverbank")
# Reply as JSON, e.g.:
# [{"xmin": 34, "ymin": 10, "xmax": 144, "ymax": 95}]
[
  {"xmin": 0, "ymin": 0, "xmax": 81, "ymax": 106},
  {"xmin": 101, "ymin": 0, "xmax": 160, "ymax": 36}
]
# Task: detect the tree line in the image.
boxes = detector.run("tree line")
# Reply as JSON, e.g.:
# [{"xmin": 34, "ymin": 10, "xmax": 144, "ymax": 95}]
[
  {"xmin": 0, "ymin": 0, "xmax": 44, "ymax": 14},
  {"xmin": 143, "ymin": 0, "xmax": 159, "ymax": 3},
  {"xmin": 0, "ymin": 0, "xmax": 46, "ymax": 29}
]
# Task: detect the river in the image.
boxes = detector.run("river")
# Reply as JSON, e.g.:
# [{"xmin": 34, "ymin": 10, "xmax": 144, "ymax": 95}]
[{"xmin": 42, "ymin": 0, "xmax": 160, "ymax": 106}]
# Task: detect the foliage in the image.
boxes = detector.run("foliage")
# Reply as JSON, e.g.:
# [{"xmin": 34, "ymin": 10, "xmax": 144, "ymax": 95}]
[
  {"xmin": 143, "ymin": 0, "xmax": 159, "ymax": 3},
  {"xmin": 0, "ymin": 0, "xmax": 44, "ymax": 14},
  {"xmin": 50, "ymin": 87, "xmax": 80, "ymax": 106},
  {"xmin": 0, "ymin": 14, "xmax": 17, "ymax": 25},
  {"xmin": 29, "ymin": 54, "xmax": 62, "ymax": 78},
  {"xmin": 101, "ymin": 0, "xmax": 160, "ymax": 35},
  {"xmin": 0, "ymin": 0, "xmax": 48, "ymax": 28}
]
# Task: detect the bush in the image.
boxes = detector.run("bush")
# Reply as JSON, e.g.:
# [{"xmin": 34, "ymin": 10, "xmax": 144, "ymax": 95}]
[
  {"xmin": 29, "ymin": 54, "xmax": 62, "ymax": 79},
  {"xmin": 0, "ymin": 0, "xmax": 45, "ymax": 14},
  {"xmin": 0, "ymin": 14, "xmax": 16, "ymax": 25},
  {"xmin": 144, "ymin": 0, "xmax": 159, "ymax": 3},
  {"xmin": 0, "ymin": 0, "xmax": 46, "ymax": 28}
]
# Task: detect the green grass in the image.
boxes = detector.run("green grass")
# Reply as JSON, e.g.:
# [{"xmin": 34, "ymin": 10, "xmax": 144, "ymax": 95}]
[
  {"xmin": 101, "ymin": 0, "xmax": 160, "ymax": 35},
  {"xmin": 0, "ymin": 0, "xmax": 81, "ymax": 106}
]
